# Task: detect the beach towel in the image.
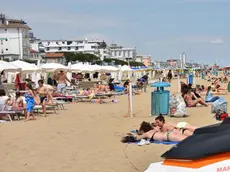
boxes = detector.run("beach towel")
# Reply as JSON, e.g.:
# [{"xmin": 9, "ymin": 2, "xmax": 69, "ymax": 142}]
[{"xmin": 127, "ymin": 140, "xmax": 178, "ymax": 145}]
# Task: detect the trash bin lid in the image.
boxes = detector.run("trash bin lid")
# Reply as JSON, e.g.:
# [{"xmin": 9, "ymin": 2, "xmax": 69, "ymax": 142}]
[{"xmin": 151, "ymin": 82, "xmax": 171, "ymax": 87}]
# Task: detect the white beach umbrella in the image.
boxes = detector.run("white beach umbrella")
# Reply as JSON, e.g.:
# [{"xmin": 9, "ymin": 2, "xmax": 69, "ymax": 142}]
[
  {"xmin": 91, "ymin": 64, "xmax": 102, "ymax": 72},
  {"xmin": 71, "ymin": 63, "xmax": 95, "ymax": 73},
  {"xmin": 101, "ymin": 66, "xmax": 118, "ymax": 72},
  {"xmin": 0, "ymin": 60, "xmax": 21, "ymax": 72},
  {"xmin": 120, "ymin": 65, "xmax": 133, "ymax": 72},
  {"xmin": 40, "ymin": 63, "xmax": 68, "ymax": 72},
  {"xmin": 10, "ymin": 60, "xmax": 40, "ymax": 72}
]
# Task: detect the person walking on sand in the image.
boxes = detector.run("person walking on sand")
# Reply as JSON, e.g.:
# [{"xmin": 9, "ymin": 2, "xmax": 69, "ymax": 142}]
[
  {"xmin": 24, "ymin": 83, "xmax": 36, "ymax": 121},
  {"xmin": 54, "ymin": 70, "xmax": 71, "ymax": 93},
  {"xmin": 167, "ymin": 70, "xmax": 173, "ymax": 83}
]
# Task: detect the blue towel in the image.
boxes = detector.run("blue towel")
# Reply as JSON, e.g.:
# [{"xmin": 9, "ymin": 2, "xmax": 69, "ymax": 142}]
[
  {"xmin": 129, "ymin": 130, "xmax": 178, "ymax": 145},
  {"xmin": 127, "ymin": 140, "xmax": 178, "ymax": 145}
]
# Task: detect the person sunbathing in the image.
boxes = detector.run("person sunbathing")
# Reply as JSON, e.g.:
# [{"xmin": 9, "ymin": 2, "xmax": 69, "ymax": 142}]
[
  {"xmin": 121, "ymin": 121, "xmax": 186, "ymax": 143},
  {"xmin": 154, "ymin": 115, "xmax": 197, "ymax": 136},
  {"xmin": 1, "ymin": 96, "xmax": 14, "ymax": 111},
  {"xmin": 95, "ymin": 83, "xmax": 108, "ymax": 93},
  {"xmin": 12, "ymin": 91, "xmax": 25, "ymax": 110},
  {"xmin": 183, "ymin": 88, "xmax": 208, "ymax": 107}
]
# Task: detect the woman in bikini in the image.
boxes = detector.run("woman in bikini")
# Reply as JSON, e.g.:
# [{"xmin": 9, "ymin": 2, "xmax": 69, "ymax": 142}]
[
  {"xmin": 121, "ymin": 121, "xmax": 186, "ymax": 143},
  {"xmin": 183, "ymin": 88, "xmax": 208, "ymax": 107},
  {"xmin": 154, "ymin": 115, "xmax": 197, "ymax": 136}
]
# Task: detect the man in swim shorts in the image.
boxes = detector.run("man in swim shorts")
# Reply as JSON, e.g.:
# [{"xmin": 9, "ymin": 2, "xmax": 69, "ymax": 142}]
[
  {"xmin": 37, "ymin": 80, "xmax": 48, "ymax": 116},
  {"xmin": 55, "ymin": 70, "xmax": 71, "ymax": 93}
]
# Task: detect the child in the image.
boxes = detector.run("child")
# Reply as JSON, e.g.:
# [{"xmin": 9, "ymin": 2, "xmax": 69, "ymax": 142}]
[{"xmin": 24, "ymin": 83, "xmax": 36, "ymax": 121}]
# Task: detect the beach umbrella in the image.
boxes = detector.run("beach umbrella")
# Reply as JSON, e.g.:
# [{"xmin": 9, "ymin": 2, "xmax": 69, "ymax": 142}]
[
  {"xmin": 10, "ymin": 60, "xmax": 40, "ymax": 72},
  {"xmin": 71, "ymin": 63, "xmax": 95, "ymax": 73},
  {"xmin": 120, "ymin": 65, "xmax": 133, "ymax": 72},
  {"xmin": 0, "ymin": 60, "xmax": 20, "ymax": 72},
  {"xmin": 101, "ymin": 66, "xmax": 118, "ymax": 72},
  {"xmin": 40, "ymin": 63, "xmax": 68, "ymax": 72}
]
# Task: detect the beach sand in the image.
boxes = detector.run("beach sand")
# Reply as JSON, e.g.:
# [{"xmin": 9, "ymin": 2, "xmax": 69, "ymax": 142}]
[{"xmin": 0, "ymin": 78, "xmax": 227, "ymax": 172}]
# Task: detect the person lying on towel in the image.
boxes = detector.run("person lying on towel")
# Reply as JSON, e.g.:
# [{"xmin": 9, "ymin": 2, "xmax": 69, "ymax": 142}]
[
  {"xmin": 154, "ymin": 114, "xmax": 197, "ymax": 137},
  {"xmin": 121, "ymin": 121, "xmax": 186, "ymax": 143}
]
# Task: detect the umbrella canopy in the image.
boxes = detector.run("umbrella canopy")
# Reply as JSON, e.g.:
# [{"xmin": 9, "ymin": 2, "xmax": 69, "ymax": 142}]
[
  {"xmin": 10, "ymin": 60, "xmax": 40, "ymax": 72},
  {"xmin": 40, "ymin": 63, "xmax": 68, "ymax": 72},
  {"xmin": 71, "ymin": 63, "xmax": 95, "ymax": 72},
  {"xmin": 120, "ymin": 65, "xmax": 133, "ymax": 72},
  {"xmin": 0, "ymin": 60, "xmax": 21, "ymax": 72},
  {"xmin": 101, "ymin": 66, "xmax": 118, "ymax": 72},
  {"xmin": 91, "ymin": 65, "xmax": 102, "ymax": 72}
]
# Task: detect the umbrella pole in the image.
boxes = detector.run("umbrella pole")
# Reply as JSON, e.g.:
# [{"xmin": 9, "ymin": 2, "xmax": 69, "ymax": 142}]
[{"xmin": 129, "ymin": 83, "xmax": 133, "ymax": 118}]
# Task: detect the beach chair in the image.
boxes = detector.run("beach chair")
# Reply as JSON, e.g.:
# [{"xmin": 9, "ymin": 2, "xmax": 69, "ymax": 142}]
[
  {"xmin": 73, "ymin": 95, "xmax": 90, "ymax": 102},
  {"xmin": 0, "ymin": 110, "xmax": 24, "ymax": 122},
  {"xmin": 33, "ymin": 105, "xmax": 57, "ymax": 115}
]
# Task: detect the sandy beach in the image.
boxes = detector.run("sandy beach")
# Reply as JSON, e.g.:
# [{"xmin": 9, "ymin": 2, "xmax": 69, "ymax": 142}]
[{"xmin": 0, "ymin": 78, "xmax": 225, "ymax": 172}]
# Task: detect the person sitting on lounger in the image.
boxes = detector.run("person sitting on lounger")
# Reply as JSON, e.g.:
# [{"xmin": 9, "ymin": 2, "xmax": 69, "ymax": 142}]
[
  {"xmin": 183, "ymin": 87, "xmax": 208, "ymax": 107},
  {"xmin": 205, "ymin": 86, "xmax": 220, "ymax": 103},
  {"xmin": 108, "ymin": 78, "xmax": 115, "ymax": 91},
  {"xmin": 95, "ymin": 82, "xmax": 108, "ymax": 93},
  {"xmin": 154, "ymin": 114, "xmax": 197, "ymax": 136},
  {"xmin": 1, "ymin": 96, "xmax": 14, "ymax": 111},
  {"xmin": 121, "ymin": 121, "xmax": 186, "ymax": 143},
  {"xmin": 12, "ymin": 91, "xmax": 25, "ymax": 111}
]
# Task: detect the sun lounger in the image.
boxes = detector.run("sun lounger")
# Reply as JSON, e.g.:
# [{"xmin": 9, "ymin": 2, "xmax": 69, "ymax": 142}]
[
  {"xmin": 34, "ymin": 105, "xmax": 57, "ymax": 114},
  {"xmin": 0, "ymin": 110, "xmax": 24, "ymax": 122},
  {"xmin": 73, "ymin": 95, "xmax": 90, "ymax": 102}
]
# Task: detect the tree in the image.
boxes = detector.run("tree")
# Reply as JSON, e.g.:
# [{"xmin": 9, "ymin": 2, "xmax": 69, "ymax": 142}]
[{"xmin": 64, "ymin": 52, "xmax": 100, "ymax": 63}]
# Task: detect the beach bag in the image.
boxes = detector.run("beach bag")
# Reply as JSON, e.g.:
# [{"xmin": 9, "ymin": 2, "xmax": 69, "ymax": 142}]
[
  {"xmin": 211, "ymin": 97, "xmax": 227, "ymax": 113},
  {"xmin": 215, "ymin": 110, "xmax": 229, "ymax": 121},
  {"xmin": 170, "ymin": 94, "xmax": 187, "ymax": 117}
]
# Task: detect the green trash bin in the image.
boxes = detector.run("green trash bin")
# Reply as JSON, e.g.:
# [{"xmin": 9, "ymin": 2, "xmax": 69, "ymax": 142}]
[
  {"xmin": 228, "ymin": 82, "xmax": 230, "ymax": 92},
  {"xmin": 151, "ymin": 82, "xmax": 171, "ymax": 116}
]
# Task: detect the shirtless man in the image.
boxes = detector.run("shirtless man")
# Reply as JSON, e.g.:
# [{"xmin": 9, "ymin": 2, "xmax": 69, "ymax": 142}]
[
  {"xmin": 55, "ymin": 70, "xmax": 71, "ymax": 93},
  {"xmin": 95, "ymin": 83, "xmax": 108, "ymax": 93},
  {"xmin": 37, "ymin": 80, "xmax": 48, "ymax": 116}
]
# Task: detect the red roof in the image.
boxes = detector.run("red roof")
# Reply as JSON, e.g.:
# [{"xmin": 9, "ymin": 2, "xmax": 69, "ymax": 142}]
[{"xmin": 45, "ymin": 53, "xmax": 64, "ymax": 58}]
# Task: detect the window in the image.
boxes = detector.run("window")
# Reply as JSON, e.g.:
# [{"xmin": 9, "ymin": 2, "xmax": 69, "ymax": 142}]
[
  {"xmin": 46, "ymin": 47, "xmax": 50, "ymax": 51},
  {"xmin": 5, "ymin": 29, "xmax": 7, "ymax": 31},
  {"xmin": 6, "ymin": 48, "xmax": 8, "ymax": 51},
  {"xmin": 67, "ymin": 47, "xmax": 71, "ymax": 50},
  {"xmin": 58, "ymin": 47, "xmax": 62, "ymax": 51},
  {"xmin": 75, "ymin": 47, "xmax": 78, "ymax": 50},
  {"xmin": 5, "ymin": 39, "xmax": 7, "ymax": 41},
  {"xmin": 0, "ymin": 40, "xmax": 3, "ymax": 45},
  {"xmin": 91, "ymin": 46, "xmax": 96, "ymax": 49}
]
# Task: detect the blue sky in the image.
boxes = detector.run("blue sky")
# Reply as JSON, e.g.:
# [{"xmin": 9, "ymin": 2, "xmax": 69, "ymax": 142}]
[{"xmin": 1, "ymin": 0, "xmax": 229, "ymax": 66}]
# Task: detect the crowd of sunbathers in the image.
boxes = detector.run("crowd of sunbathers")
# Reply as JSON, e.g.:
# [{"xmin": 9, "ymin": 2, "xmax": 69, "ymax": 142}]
[
  {"xmin": 0, "ymin": 80, "xmax": 57, "ymax": 121},
  {"xmin": 121, "ymin": 114, "xmax": 197, "ymax": 143},
  {"xmin": 180, "ymin": 80, "xmax": 227, "ymax": 107}
]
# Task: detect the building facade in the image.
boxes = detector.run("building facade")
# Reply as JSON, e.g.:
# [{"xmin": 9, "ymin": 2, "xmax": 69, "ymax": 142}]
[
  {"xmin": 0, "ymin": 13, "xmax": 31, "ymax": 60},
  {"xmin": 109, "ymin": 44, "xmax": 136, "ymax": 61},
  {"xmin": 37, "ymin": 39, "xmax": 104, "ymax": 54},
  {"xmin": 136, "ymin": 55, "xmax": 152, "ymax": 66}
]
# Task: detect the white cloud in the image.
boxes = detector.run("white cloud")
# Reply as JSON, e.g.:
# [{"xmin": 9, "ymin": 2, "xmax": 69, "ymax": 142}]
[{"xmin": 210, "ymin": 38, "xmax": 224, "ymax": 44}]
